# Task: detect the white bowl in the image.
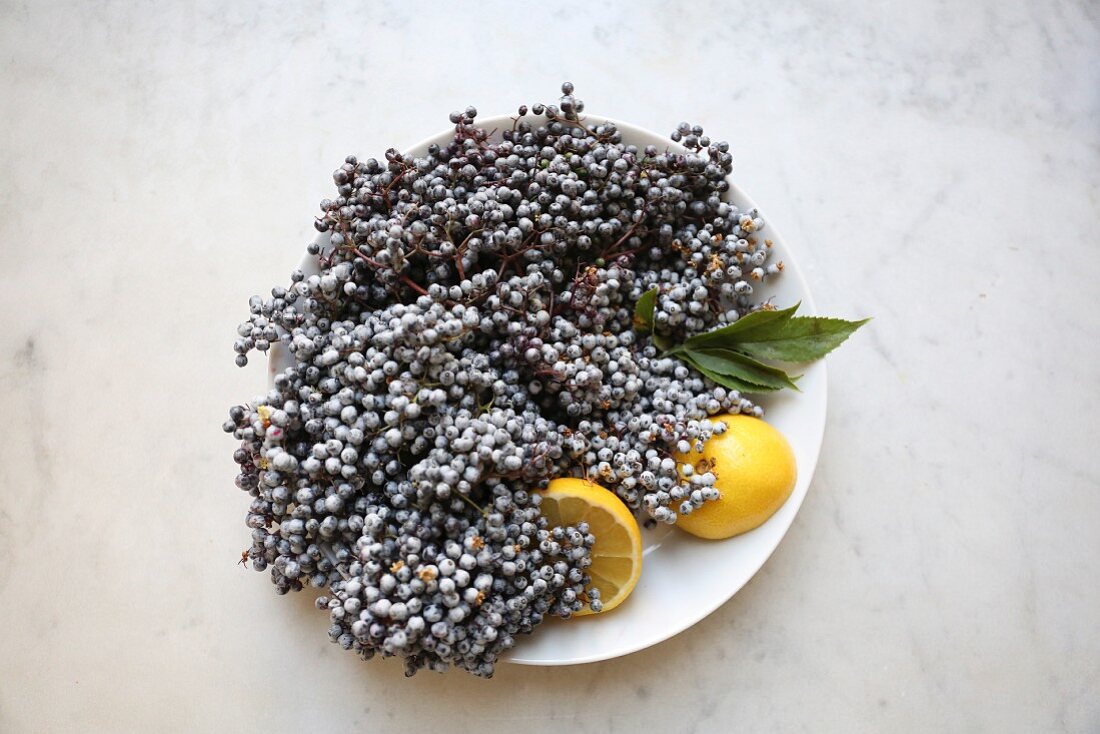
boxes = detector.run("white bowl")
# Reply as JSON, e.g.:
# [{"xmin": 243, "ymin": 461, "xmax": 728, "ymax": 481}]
[{"xmin": 269, "ymin": 114, "xmax": 826, "ymax": 666}]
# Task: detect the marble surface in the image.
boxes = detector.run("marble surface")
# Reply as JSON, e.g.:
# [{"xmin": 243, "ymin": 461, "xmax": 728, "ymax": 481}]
[{"xmin": 2, "ymin": 1, "xmax": 1098, "ymax": 731}]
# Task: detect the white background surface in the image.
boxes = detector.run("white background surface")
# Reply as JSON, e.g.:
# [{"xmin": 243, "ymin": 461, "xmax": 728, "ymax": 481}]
[{"xmin": 2, "ymin": 1, "xmax": 1098, "ymax": 731}]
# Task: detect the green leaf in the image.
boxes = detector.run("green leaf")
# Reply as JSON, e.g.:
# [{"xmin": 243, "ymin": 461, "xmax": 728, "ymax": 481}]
[
  {"xmin": 633, "ymin": 287, "xmax": 676, "ymax": 351},
  {"xmin": 683, "ymin": 355, "xmax": 781, "ymax": 394},
  {"xmin": 632, "ymin": 287, "xmax": 658, "ymax": 334},
  {"xmin": 686, "ymin": 347, "xmax": 800, "ymax": 391},
  {"xmin": 684, "ymin": 302, "xmax": 801, "ymax": 349},
  {"xmin": 732, "ymin": 316, "xmax": 871, "ymax": 363}
]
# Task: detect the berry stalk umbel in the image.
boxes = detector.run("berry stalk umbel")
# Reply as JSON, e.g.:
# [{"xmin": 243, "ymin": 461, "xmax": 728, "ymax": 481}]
[{"xmin": 224, "ymin": 83, "xmax": 779, "ymax": 676}]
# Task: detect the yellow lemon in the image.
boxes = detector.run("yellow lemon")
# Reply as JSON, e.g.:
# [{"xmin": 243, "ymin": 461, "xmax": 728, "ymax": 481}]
[
  {"xmin": 672, "ymin": 414, "xmax": 797, "ymax": 540},
  {"xmin": 537, "ymin": 478, "xmax": 642, "ymax": 615}
]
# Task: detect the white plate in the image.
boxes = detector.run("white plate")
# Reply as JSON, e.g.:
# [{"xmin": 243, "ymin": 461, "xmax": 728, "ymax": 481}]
[{"xmin": 269, "ymin": 115, "xmax": 826, "ymax": 667}]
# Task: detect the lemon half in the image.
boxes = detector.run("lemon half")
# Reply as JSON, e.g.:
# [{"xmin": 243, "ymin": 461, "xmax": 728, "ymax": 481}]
[
  {"xmin": 672, "ymin": 414, "xmax": 797, "ymax": 540},
  {"xmin": 538, "ymin": 478, "xmax": 643, "ymax": 615}
]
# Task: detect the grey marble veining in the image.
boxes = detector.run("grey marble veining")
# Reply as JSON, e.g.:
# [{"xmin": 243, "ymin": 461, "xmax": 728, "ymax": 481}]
[{"xmin": 1, "ymin": 0, "xmax": 1098, "ymax": 731}]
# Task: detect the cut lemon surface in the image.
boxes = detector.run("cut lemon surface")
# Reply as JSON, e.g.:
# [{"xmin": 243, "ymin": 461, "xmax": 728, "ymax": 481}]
[{"xmin": 538, "ymin": 478, "xmax": 643, "ymax": 616}]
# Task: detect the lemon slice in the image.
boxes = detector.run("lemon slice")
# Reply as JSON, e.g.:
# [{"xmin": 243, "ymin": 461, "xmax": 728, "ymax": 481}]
[{"xmin": 538, "ymin": 478, "xmax": 642, "ymax": 616}]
